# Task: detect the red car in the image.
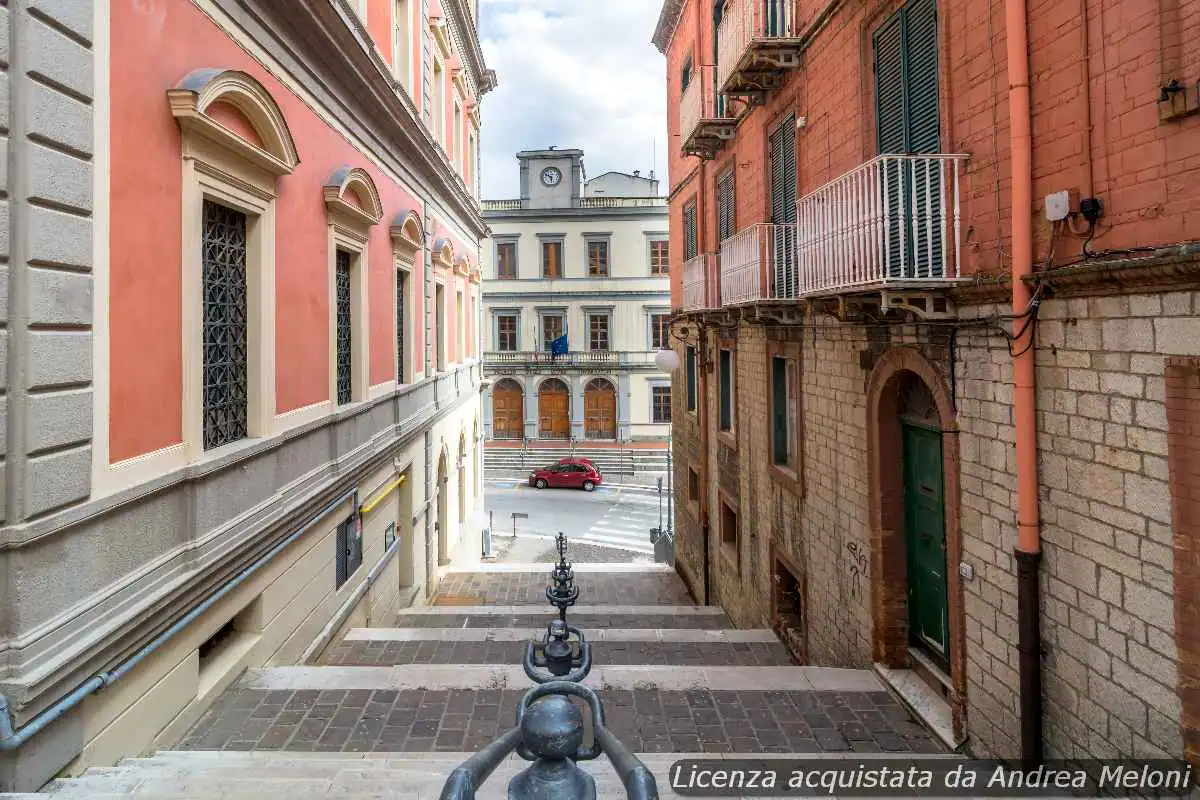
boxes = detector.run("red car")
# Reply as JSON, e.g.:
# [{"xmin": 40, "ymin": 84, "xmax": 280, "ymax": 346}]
[{"xmin": 529, "ymin": 458, "xmax": 603, "ymax": 491}]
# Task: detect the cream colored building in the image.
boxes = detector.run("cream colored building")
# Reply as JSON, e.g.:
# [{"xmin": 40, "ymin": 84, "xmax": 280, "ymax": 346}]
[{"xmin": 480, "ymin": 150, "xmax": 672, "ymax": 443}]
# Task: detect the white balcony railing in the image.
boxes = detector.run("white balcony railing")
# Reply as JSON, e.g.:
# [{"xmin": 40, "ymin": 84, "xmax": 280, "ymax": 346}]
[
  {"xmin": 717, "ymin": 0, "xmax": 799, "ymax": 91},
  {"xmin": 682, "ymin": 253, "xmax": 719, "ymax": 311},
  {"xmin": 795, "ymin": 154, "xmax": 968, "ymax": 296},
  {"xmin": 681, "ymin": 66, "xmax": 721, "ymax": 145},
  {"xmin": 719, "ymin": 223, "xmax": 798, "ymax": 304}
]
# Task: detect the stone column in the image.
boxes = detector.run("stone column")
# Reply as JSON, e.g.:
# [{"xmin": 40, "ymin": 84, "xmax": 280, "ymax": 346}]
[
  {"xmin": 570, "ymin": 375, "xmax": 585, "ymax": 441},
  {"xmin": 524, "ymin": 377, "xmax": 539, "ymax": 439},
  {"xmin": 482, "ymin": 383, "xmax": 494, "ymax": 439}
]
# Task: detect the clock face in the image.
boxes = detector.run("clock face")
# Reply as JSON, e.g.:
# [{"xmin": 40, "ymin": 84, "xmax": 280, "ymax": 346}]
[{"xmin": 541, "ymin": 167, "xmax": 562, "ymax": 187}]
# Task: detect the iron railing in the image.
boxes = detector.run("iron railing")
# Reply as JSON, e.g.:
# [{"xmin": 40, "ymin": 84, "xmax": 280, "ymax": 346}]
[
  {"xmin": 682, "ymin": 253, "xmax": 719, "ymax": 311},
  {"xmin": 484, "ymin": 351, "xmax": 658, "ymax": 368},
  {"xmin": 481, "ymin": 197, "xmax": 666, "ymax": 212},
  {"xmin": 719, "ymin": 223, "xmax": 798, "ymax": 304},
  {"xmin": 439, "ymin": 535, "xmax": 658, "ymax": 800},
  {"xmin": 716, "ymin": 0, "xmax": 799, "ymax": 91},
  {"xmin": 795, "ymin": 153, "xmax": 968, "ymax": 296}
]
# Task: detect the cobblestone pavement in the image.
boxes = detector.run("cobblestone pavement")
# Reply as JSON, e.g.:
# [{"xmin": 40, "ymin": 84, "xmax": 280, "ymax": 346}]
[
  {"xmin": 433, "ymin": 571, "xmax": 693, "ymax": 604},
  {"xmin": 391, "ymin": 612, "xmax": 732, "ymax": 629},
  {"xmin": 178, "ymin": 687, "xmax": 944, "ymax": 755},
  {"xmin": 320, "ymin": 640, "xmax": 796, "ymax": 666}
]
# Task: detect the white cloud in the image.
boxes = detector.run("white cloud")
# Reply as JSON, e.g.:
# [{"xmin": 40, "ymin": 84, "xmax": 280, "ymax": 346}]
[{"xmin": 478, "ymin": 0, "xmax": 667, "ymax": 198}]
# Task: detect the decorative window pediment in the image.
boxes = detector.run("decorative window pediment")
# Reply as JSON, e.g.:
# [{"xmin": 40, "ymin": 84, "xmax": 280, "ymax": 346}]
[
  {"xmin": 432, "ymin": 238, "xmax": 455, "ymax": 268},
  {"xmin": 390, "ymin": 208, "xmax": 425, "ymax": 258},
  {"xmin": 453, "ymin": 254, "xmax": 471, "ymax": 277},
  {"xmin": 168, "ymin": 68, "xmax": 299, "ymax": 179},
  {"xmin": 323, "ymin": 166, "xmax": 384, "ymax": 237}
]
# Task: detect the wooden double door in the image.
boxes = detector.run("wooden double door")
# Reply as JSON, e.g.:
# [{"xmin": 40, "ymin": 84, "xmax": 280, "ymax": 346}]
[
  {"xmin": 584, "ymin": 379, "xmax": 616, "ymax": 439},
  {"xmin": 538, "ymin": 380, "xmax": 570, "ymax": 439},
  {"xmin": 492, "ymin": 380, "xmax": 524, "ymax": 440}
]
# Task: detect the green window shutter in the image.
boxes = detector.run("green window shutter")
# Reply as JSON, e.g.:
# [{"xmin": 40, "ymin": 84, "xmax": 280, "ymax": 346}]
[
  {"xmin": 772, "ymin": 356, "xmax": 788, "ymax": 464},
  {"xmin": 717, "ymin": 171, "xmax": 735, "ymax": 242},
  {"xmin": 873, "ymin": 0, "xmax": 942, "ymax": 278},
  {"xmin": 903, "ymin": 0, "xmax": 940, "ymax": 155},
  {"xmin": 683, "ymin": 202, "xmax": 698, "ymax": 261},
  {"xmin": 769, "ymin": 116, "xmax": 797, "ymax": 295},
  {"xmin": 719, "ymin": 350, "xmax": 732, "ymax": 431},
  {"xmin": 686, "ymin": 347, "xmax": 697, "ymax": 411}
]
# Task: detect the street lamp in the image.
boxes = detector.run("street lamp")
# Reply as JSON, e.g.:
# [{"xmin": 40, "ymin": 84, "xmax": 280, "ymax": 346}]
[{"xmin": 654, "ymin": 348, "xmax": 680, "ymax": 372}]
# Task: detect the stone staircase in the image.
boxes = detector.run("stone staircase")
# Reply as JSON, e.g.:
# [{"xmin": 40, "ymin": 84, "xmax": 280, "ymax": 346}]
[
  {"xmin": 484, "ymin": 445, "xmax": 668, "ymax": 480},
  {"xmin": 12, "ymin": 564, "xmax": 952, "ymax": 798}
]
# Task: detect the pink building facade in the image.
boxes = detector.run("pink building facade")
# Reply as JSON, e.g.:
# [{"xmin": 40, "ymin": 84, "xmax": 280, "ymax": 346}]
[{"xmin": 0, "ymin": 0, "xmax": 494, "ymax": 790}]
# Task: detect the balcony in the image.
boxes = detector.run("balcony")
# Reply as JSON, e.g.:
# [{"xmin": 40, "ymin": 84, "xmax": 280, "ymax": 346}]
[
  {"xmin": 682, "ymin": 253, "xmax": 721, "ymax": 311},
  {"xmin": 717, "ymin": 0, "xmax": 804, "ymax": 101},
  {"xmin": 680, "ymin": 66, "xmax": 737, "ymax": 160},
  {"xmin": 794, "ymin": 154, "xmax": 968, "ymax": 298},
  {"xmin": 483, "ymin": 350, "xmax": 659, "ymax": 370},
  {"xmin": 719, "ymin": 223, "xmax": 798, "ymax": 304}
]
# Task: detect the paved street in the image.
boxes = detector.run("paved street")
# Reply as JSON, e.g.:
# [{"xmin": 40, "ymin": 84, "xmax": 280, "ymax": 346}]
[{"xmin": 482, "ymin": 478, "xmax": 669, "ymax": 556}]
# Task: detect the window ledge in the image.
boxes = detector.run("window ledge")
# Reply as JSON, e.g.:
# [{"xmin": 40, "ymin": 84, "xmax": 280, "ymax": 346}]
[
  {"xmin": 768, "ymin": 463, "xmax": 800, "ymax": 493},
  {"xmin": 717, "ymin": 430, "xmax": 737, "ymax": 451}
]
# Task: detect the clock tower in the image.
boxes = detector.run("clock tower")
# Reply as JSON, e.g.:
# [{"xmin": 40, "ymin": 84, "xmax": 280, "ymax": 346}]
[{"xmin": 517, "ymin": 148, "xmax": 584, "ymax": 209}]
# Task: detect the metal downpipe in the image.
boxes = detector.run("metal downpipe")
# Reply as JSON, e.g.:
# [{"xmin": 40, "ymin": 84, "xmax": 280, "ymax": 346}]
[{"xmin": 1005, "ymin": 0, "xmax": 1044, "ymax": 764}]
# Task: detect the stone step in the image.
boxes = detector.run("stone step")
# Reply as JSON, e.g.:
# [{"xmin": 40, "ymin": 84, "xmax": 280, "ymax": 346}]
[
  {"xmin": 444, "ymin": 562, "xmax": 674, "ymax": 573},
  {"xmin": 176, "ymin": 683, "xmax": 945, "ymax": 755},
  {"xmin": 34, "ymin": 750, "xmax": 963, "ymax": 799},
  {"xmin": 344, "ymin": 627, "xmax": 777, "ymax": 642},
  {"xmin": 237, "ymin": 665, "xmax": 884, "ymax": 693},
  {"xmin": 319, "ymin": 639, "xmax": 796, "ymax": 667},
  {"xmin": 433, "ymin": 571, "xmax": 693, "ymax": 605},
  {"xmin": 394, "ymin": 605, "xmax": 731, "ymax": 631}
]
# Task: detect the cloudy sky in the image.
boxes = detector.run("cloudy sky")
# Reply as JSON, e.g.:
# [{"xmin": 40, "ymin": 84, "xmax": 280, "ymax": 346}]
[{"xmin": 478, "ymin": 0, "xmax": 668, "ymax": 199}]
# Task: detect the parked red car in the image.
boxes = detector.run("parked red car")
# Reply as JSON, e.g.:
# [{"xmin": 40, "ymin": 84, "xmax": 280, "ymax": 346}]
[{"xmin": 529, "ymin": 458, "xmax": 603, "ymax": 491}]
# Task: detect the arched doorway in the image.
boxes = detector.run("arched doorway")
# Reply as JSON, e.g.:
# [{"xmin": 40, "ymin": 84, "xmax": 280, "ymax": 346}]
[
  {"xmin": 538, "ymin": 379, "xmax": 570, "ymax": 439},
  {"xmin": 436, "ymin": 449, "xmax": 449, "ymax": 565},
  {"xmin": 492, "ymin": 379, "xmax": 524, "ymax": 440},
  {"xmin": 458, "ymin": 432, "xmax": 467, "ymax": 534},
  {"xmin": 867, "ymin": 346, "xmax": 965, "ymax": 736},
  {"xmin": 584, "ymin": 378, "xmax": 616, "ymax": 439}
]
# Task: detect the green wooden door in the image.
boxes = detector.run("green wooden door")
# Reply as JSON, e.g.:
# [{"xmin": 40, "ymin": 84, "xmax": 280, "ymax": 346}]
[{"xmin": 902, "ymin": 420, "xmax": 949, "ymax": 671}]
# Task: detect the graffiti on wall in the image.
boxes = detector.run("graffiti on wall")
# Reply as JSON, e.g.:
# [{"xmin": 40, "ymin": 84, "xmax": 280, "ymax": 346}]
[{"xmin": 845, "ymin": 541, "xmax": 869, "ymax": 600}]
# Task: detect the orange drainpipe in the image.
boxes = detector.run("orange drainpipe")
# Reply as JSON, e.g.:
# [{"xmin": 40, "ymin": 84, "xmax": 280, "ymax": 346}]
[{"xmin": 1005, "ymin": 0, "xmax": 1043, "ymax": 764}]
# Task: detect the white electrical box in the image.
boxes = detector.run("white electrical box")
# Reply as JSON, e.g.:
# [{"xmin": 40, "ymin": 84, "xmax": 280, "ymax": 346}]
[{"xmin": 1045, "ymin": 190, "xmax": 1071, "ymax": 222}]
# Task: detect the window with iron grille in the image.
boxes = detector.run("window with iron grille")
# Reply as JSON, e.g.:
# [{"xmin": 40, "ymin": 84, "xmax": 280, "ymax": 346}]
[
  {"xmin": 686, "ymin": 345, "xmax": 697, "ymax": 411},
  {"xmin": 683, "ymin": 202, "xmax": 698, "ymax": 261},
  {"xmin": 541, "ymin": 314, "xmax": 564, "ymax": 351},
  {"xmin": 719, "ymin": 348, "xmax": 734, "ymax": 432},
  {"xmin": 335, "ymin": 250, "xmax": 354, "ymax": 405},
  {"xmin": 497, "ymin": 314, "xmax": 518, "ymax": 351},
  {"xmin": 652, "ymin": 385, "xmax": 672, "ymax": 423},
  {"xmin": 496, "ymin": 241, "xmax": 517, "ymax": 278},
  {"xmin": 335, "ymin": 512, "xmax": 363, "ymax": 589},
  {"xmin": 542, "ymin": 240, "xmax": 563, "ymax": 278},
  {"xmin": 396, "ymin": 269, "xmax": 406, "ymax": 383},
  {"xmin": 650, "ymin": 239, "xmax": 669, "ymax": 275},
  {"xmin": 586, "ymin": 239, "xmax": 609, "ymax": 276},
  {"xmin": 716, "ymin": 170, "xmax": 736, "ymax": 243},
  {"xmin": 650, "ymin": 313, "xmax": 670, "ymax": 350},
  {"xmin": 587, "ymin": 314, "xmax": 609, "ymax": 351},
  {"xmin": 201, "ymin": 200, "xmax": 249, "ymax": 451}
]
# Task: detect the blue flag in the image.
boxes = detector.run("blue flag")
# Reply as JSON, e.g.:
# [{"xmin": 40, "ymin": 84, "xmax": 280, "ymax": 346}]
[{"xmin": 550, "ymin": 334, "xmax": 569, "ymax": 356}]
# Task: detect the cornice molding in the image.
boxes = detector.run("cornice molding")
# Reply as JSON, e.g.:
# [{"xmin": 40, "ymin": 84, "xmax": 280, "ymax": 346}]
[
  {"xmin": 236, "ymin": 0, "xmax": 488, "ymax": 237},
  {"xmin": 444, "ymin": 0, "xmax": 497, "ymax": 95},
  {"xmin": 652, "ymin": 0, "xmax": 687, "ymax": 55}
]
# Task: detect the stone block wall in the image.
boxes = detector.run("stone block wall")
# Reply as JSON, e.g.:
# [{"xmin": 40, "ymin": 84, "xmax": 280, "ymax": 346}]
[{"xmin": 3, "ymin": 0, "xmax": 96, "ymax": 526}]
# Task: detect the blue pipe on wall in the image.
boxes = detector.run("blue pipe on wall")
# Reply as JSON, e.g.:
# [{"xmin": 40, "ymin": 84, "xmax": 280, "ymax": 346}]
[{"xmin": 0, "ymin": 488, "xmax": 359, "ymax": 751}]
